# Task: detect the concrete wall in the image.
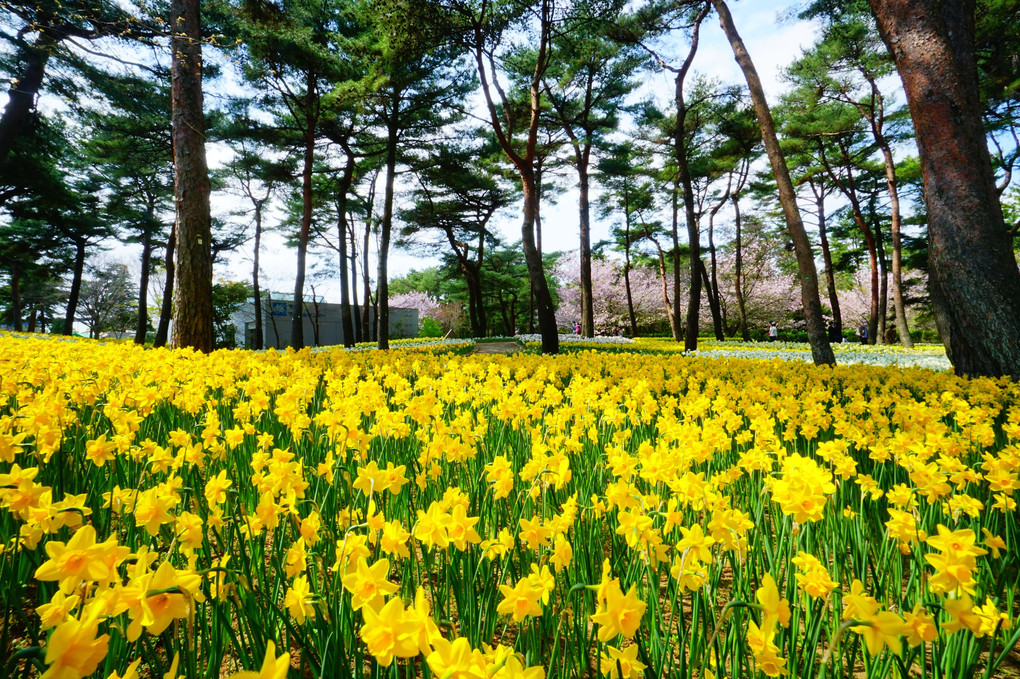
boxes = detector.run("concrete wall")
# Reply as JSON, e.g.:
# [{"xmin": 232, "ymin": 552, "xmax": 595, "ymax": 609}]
[{"xmin": 230, "ymin": 300, "xmax": 418, "ymax": 349}]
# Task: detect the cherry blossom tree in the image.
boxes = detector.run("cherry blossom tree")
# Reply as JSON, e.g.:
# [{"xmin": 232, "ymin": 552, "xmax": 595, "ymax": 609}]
[
  {"xmin": 389, "ymin": 290, "xmax": 466, "ymax": 336},
  {"xmin": 556, "ymin": 254, "xmax": 668, "ymax": 334}
]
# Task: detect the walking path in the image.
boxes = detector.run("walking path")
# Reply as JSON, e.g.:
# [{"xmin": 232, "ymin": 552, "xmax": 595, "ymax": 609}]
[{"xmin": 470, "ymin": 341, "xmax": 523, "ymax": 355}]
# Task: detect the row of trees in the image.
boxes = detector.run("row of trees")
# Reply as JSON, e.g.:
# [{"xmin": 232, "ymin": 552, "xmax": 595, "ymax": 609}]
[{"xmin": 1, "ymin": 0, "xmax": 1018, "ymax": 376}]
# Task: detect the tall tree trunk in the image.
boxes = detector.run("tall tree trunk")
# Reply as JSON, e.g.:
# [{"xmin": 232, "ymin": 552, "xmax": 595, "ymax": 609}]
[
  {"xmin": 653, "ymin": 243, "xmax": 676, "ymax": 337},
  {"xmin": 473, "ymin": 227, "xmax": 487, "ymax": 335},
  {"xmin": 266, "ymin": 292, "xmax": 281, "ymax": 349},
  {"xmin": 349, "ymin": 222, "xmax": 361, "ymax": 342},
  {"xmin": 10, "ymin": 265, "xmax": 21, "ymax": 331},
  {"xmin": 813, "ymin": 187, "xmax": 841, "ymax": 336},
  {"xmin": 63, "ymin": 238, "xmax": 86, "ymax": 335},
  {"xmin": 472, "ymin": 274, "xmax": 486, "ymax": 336},
  {"xmin": 470, "ymin": 3, "xmax": 557, "ymax": 352},
  {"xmin": 292, "ymin": 89, "xmax": 316, "ymax": 350},
  {"xmin": 528, "ymin": 159, "xmax": 543, "ymax": 336},
  {"xmin": 702, "ymin": 255, "xmax": 724, "ymax": 340},
  {"xmin": 252, "ymin": 202, "xmax": 263, "ymax": 350},
  {"xmin": 337, "ymin": 158, "xmax": 356, "ymax": 347},
  {"xmin": 359, "ymin": 170, "xmax": 377, "ymax": 342},
  {"xmin": 521, "ymin": 169, "xmax": 558, "ymax": 351},
  {"xmin": 850, "ymin": 206, "xmax": 880, "ymax": 343},
  {"xmin": 377, "ymin": 99, "xmax": 399, "ymax": 351},
  {"xmin": 706, "ymin": 188, "xmax": 728, "ymax": 340},
  {"xmin": 134, "ymin": 226, "xmax": 152, "ymax": 344},
  {"xmin": 711, "ymin": 0, "xmax": 834, "ymax": 365},
  {"xmin": 497, "ymin": 294, "xmax": 511, "ymax": 335},
  {"xmin": 361, "ymin": 214, "xmax": 372, "ymax": 342},
  {"xmin": 623, "ymin": 211, "xmax": 638, "ymax": 336},
  {"xmin": 869, "ymin": 0, "xmax": 1020, "ymax": 377},
  {"xmin": 446, "ymin": 230, "xmax": 486, "ymax": 337},
  {"xmin": 818, "ymin": 145, "xmax": 877, "ymax": 340},
  {"xmin": 154, "ymin": 223, "xmax": 176, "ymax": 348},
  {"xmin": 875, "ymin": 217, "xmax": 889, "ymax": 344},
  {"xmin": 732, "ymin": 195, "xmax": 750, "ymax": 341},
  {"xmin": 577, "ymin": 154, "xmax": 594, "ymax": 337},
  {"xmin": 875, "ymin": 136, "xmax": 912, "ymax": 347},
  {"xmin": 169, "ymin": 0, "xmax": 213, "ymax": 352},
  {"xmin": 463, "ymin": 266, "xmax": 485, "ymax": 337},
  {"xmin": 678, "ymin": 106, "xmax": 702, "ymax": 352},
  {"xmin": 850, "ymin": 70, "xmax": 913, "ymax": 347},
  {"xmin": 0, "ymin": 30, "xmax": 56, "ymax": 168},
  {"xmin": 675, "ymin": 7, "xmax": 708, "ymax": 351},
  {"xmin": 306, "ymin": 288, "xmax": 321, "ymax": 346},
  {"xmin": 669, "ymin": 179, "xmax": 683, "ymax": 342}
]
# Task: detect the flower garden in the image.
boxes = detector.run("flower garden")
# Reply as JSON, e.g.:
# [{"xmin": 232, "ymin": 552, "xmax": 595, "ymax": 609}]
[{"xmin": 0, "ymin": 333, "xmax": 1017, "ymax": 679}]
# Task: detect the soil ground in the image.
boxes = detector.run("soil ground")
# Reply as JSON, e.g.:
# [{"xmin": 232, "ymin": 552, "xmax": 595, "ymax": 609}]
[{"xmin": 469, "ymin": 341, "xmax": 523, "ymax": 355}]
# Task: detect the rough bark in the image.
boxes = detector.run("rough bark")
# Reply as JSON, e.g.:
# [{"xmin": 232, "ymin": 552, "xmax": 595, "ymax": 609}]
[
  {"xmin": 712, "ymin": 0, "xmax": 833, "ymax": 364},
  {"xmin": 868, "ymin": 0, "xmax": 1020, "ymax": 377},
  {"xmin": 169, "ymin": 0, "xmax": 213, "ymax": 353}
]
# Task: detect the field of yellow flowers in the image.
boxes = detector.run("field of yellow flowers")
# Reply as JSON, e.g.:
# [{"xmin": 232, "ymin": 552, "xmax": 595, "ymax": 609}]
[{"xmin": 1, "ymin": 333, "xmax": 1018, "ymax": 679}]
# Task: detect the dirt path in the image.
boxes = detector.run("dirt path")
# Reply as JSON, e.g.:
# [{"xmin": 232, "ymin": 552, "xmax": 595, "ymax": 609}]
[{"xmin": 470, "ymin": 341, "xmax": 524, "ymax": 355}]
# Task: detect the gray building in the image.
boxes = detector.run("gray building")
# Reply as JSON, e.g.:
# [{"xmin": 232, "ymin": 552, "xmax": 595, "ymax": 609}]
[{"xmin": 230, "ymin": 298, "xmax": 418, "ymax": 349}]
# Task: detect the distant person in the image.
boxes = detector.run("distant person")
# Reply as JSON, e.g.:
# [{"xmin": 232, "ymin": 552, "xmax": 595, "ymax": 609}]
[
  {"xmin": 574, "ymin": 321, "xmax": 581, "ymax": 335},
  {"xmin": 827, "ymin": 321, "xmax": 841, "ymax": 343},
  {"xmin": 858, "ymin": 322, "xmax": 869, "ymax": 345},
  {"xmin": 768, "ymin": 322, "xmax": 778, "ymax": 342}
]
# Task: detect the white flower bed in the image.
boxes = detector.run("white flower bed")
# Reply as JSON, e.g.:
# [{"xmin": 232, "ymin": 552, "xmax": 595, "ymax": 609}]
[
  {"xmin": 517, "ymin": 334, "xmax": 635, "ymax": 345},
  {"xmin": 338, "ymin": 338, "xmax": 474, "ymax": 352},
  {"xmin": 693, "ymin": 347, "xmax": 952, "ymax": 370}
]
